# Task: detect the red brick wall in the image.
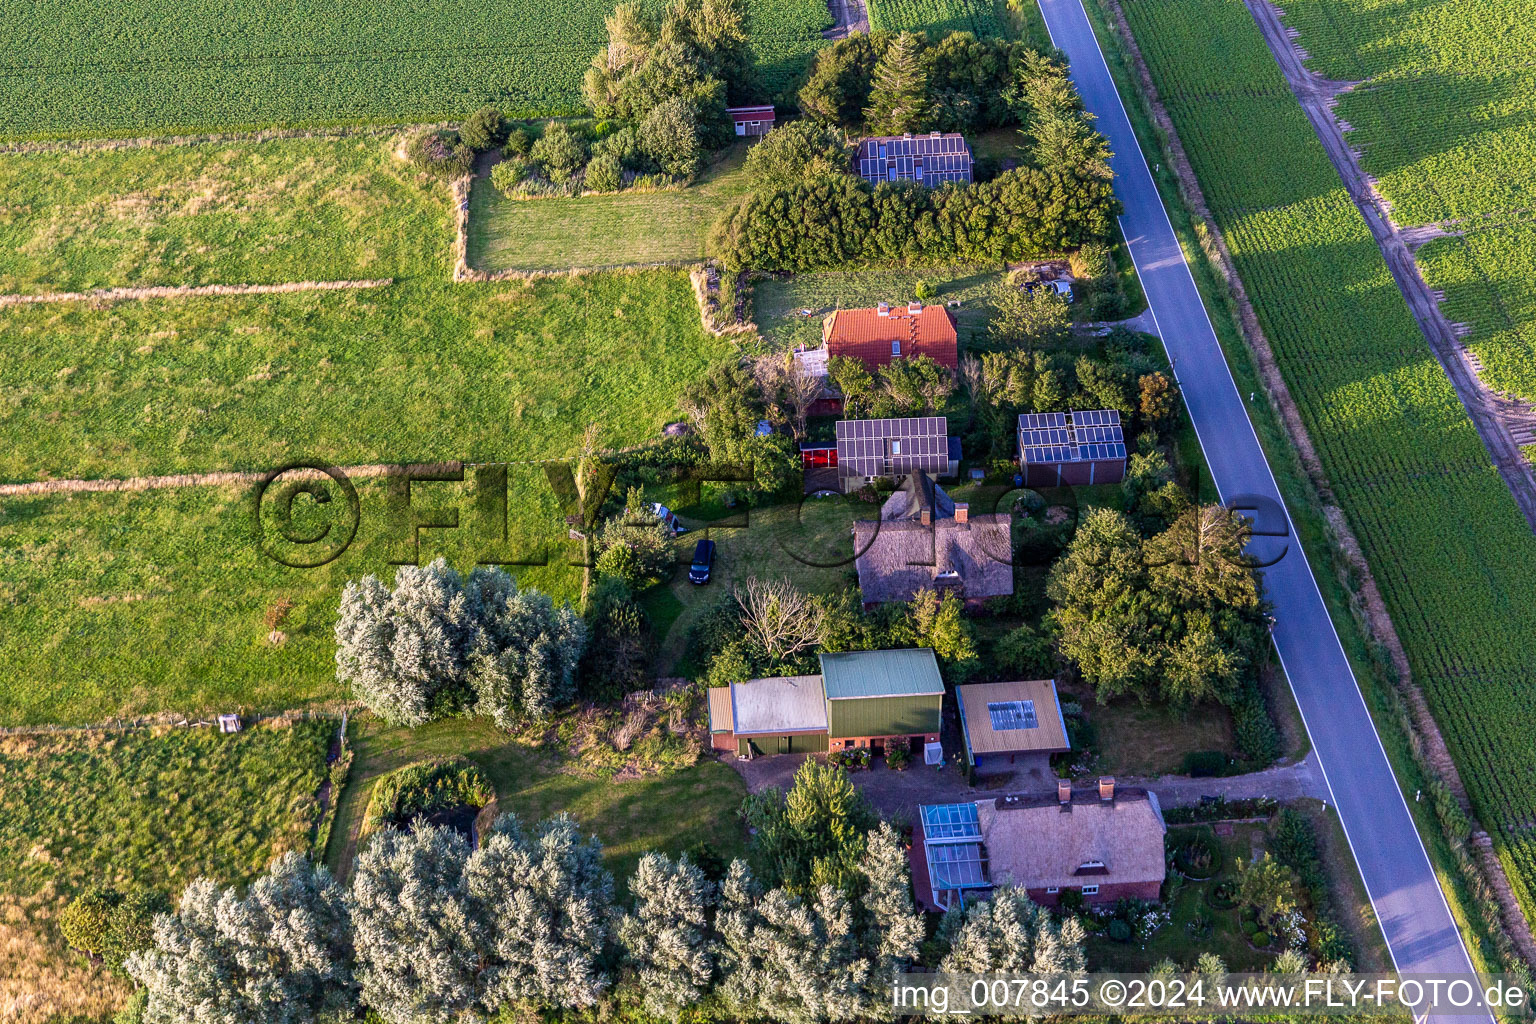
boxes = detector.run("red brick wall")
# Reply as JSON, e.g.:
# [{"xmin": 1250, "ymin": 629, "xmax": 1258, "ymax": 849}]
[{"xmin": 1026, "ymin": 880, "xmax": 1162, "ymax": 908}]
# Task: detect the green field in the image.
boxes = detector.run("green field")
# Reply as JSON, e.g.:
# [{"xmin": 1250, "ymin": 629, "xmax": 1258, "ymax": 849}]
[
  {"xmin": 1270, "ymin": 0, "xmax": 1536, "ymax": 406},
  {"xmin": 2, "ymin": 273, "xmax": 727, "ymax": 483},
  {"xmin": 325, "ymin": 716, "xmax": 748, "ymax": 886},
  {"xmin": 466, "ymin": 146, "xmax": 752, "ymax": 272},
  {"xmin": 867, "ymin": 0, "xmax": 1003, "ymax": 35},
  {"xmin": 0, "ymin": 0, "xmax": 831, "ymax": 139},
  {"xmin": 0, "ymin": 134, "xmax": 450, "ymax": 293},
  {"xmin": 0, "ymin": 720, "xmax": 331, "ymax": 1020},
  {"xmin": 1116, "ymin": 0, "xmax": 1536, "ymax": 919}
]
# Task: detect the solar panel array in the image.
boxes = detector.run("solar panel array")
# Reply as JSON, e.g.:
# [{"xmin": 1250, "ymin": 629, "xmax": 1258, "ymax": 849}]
[
  {"xmin": 921, "ymin": 802, "xmax": 982, "ymax": 842},
  {"xmin": 836, "ymin": 416, "xmax": 949, "ymax": 478},
  {"xmin": 857, "ymin": 134, "xmax": 974, "ymax": 188},
  {"xmin": 987, "ymin": 699, "xmax": 1039, "ymax": 731},
  {"xmin": 1017, "ymin": 409, "xmax": 1126, "ymax": 466}
]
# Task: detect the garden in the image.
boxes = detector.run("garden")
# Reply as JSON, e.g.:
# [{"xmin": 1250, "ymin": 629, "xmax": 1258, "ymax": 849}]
[{"xmin": 0, "ymin": 719, "xmax": 332, "ymax": 1022}]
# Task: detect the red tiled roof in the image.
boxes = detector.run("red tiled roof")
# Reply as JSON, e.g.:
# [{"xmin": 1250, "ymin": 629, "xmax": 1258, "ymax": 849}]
[{"xmin": 823, "ymin": 305, "xmax": 959, "ymax": 370}]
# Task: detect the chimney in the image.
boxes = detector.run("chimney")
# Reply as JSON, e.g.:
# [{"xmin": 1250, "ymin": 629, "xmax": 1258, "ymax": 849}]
[
  {"xmin": 1058, "ymin": 779, "xmax": 1071, "ymax": 805},
  {"xmin": 954, "ymin": 502, "xmax": 968, "ymax": 525},
  {"xmin": 920, "ymin": 508, "xmax": 931, "ymax": 527},
  {"xmin": 908, "ymin": 300, "xmax": 922, "ymax": 315},
  {"xmin": 1099, "ymin": 777, "xmax": 1116, "ymax": 802},
  {"xmin": 876, "ymin": 302, "xmax": 890, "ymax": 318}
]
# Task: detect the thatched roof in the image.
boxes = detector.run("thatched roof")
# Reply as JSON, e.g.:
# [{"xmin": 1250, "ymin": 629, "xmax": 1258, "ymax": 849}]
[
  {"xmin": 978, "ymin": 789, "xmax": 1166, "ymax": 891},
  {"xmin": 853, "ymin": 478, "xmax": 1012, "ymax": 604}
]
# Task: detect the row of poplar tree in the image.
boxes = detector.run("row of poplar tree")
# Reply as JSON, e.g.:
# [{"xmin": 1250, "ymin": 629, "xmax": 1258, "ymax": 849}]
[{"xmin": 122, "ymin": 814, "xmax": 1086, "ymax": 1023}]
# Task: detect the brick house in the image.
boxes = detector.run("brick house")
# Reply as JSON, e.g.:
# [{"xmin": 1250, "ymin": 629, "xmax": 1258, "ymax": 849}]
[
  {"xmin": 823, "ymin": 301, "xmax": 959, "ymax": 372},
  {"xmin": 913, "ymin": 780, "xmax": 1167, "ymax": 912}
]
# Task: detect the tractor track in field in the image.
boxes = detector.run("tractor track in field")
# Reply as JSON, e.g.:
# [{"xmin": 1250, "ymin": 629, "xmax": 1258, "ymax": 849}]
[{"xmin": 1246, "ymin": 0, "xmax": 1536, "ymax": 534}]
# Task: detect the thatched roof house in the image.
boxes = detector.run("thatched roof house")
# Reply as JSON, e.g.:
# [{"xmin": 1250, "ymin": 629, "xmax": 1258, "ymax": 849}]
[{"xmin": 853, "ymin": 476, "xmax": 1012, "ymax": 607}]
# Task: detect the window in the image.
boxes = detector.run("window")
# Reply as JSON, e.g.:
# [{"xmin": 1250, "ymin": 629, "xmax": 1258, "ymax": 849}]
[
  {"xmin": 878, "ymin": 143, "xmax": 887, "ymax": 158},
  {"xmin": 888, "ymin": 166, "xmax": 897, "ymax": 181},
  {"xmin": 892, "ymin": 340, "xmax": 901, "ymax": 356},
  {"xmin": 1079, "ymin": 860, "xmax": 1105, "ymax": 871},
  {"xmin": 1082, "ymin": 885, "xmax": 1099, "ymax": 896},
  {"xmin": 891, "ymin": 439, "xmax": 902, "ymax": 455},
  {"xmin": 1046, "ymin": 887, "xmax": 1059, "ymax": 894},
  {"xmin": 987, "ymin": 700, "xmax": 1038, "ymax": 731}
]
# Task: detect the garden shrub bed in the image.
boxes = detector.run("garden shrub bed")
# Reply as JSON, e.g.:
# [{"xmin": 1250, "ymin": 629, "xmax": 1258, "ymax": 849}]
[{"xmin": 360, "ymin": 757, "xmax": 495, "ymax": 838}]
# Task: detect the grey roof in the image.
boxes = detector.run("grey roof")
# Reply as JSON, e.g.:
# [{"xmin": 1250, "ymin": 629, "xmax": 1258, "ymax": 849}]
[
  {"xmin": 837, "ymin": 416, "xmax": 950, "ymax": 479},
  {"xmin": 856, "ymin": 133, "xmax": 974, "ymax": 188},
  {"xmin": 1018, "ymin": 409, "xmax": 1126, "ymax": 465},
  {"xmin": 979, "ymin": 789, "xmax": 1166, "ymax": 891},
  {"xmin": 819, "ymin": 648, "xmax": 945, "ymax": 700},
  {"xmin": 730, "ymin": 675, "xmax": 828, "ymax": 734}
]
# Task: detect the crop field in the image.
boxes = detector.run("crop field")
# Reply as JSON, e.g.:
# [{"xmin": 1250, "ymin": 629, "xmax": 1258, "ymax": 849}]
[
  {"xmin": 0, "ymin": 134, "xmax": 451, "ymax": 293},
  {"xmin": 467, "ymin": 146, "xmax": 751, "ymax": 271},
  {"xmin": 1270, "ymin": 0, "xmax": 1536, "ymax": 406},
  {"xmin": 0, "ymin": 0, "xmax": 830, "ymax": 139},
  {"xmin": 1118, "ymin": 0, "xmax": 1536, "ymax": 919},
  {"xmin": 867, "ymin": 0, "xmax": 1002, "ymax": 36},
  {"xmin": 0, "ymin": 719, "xmax": 330, "ymax": 1020}
]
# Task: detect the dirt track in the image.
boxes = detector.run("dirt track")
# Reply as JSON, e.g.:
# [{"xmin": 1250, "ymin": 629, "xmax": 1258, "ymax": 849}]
[
  {"xmin": 1245, "ymin": 0, "xmax": 1536, "ymax": 533},
  {"xmin": 824, "ymin": 0, "xmax": 869, "ymax": 38}
]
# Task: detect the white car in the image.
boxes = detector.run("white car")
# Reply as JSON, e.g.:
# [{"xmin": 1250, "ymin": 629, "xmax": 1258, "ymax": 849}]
[{"xmin": 649, "ymin": 503, "xmax": 687, "ymax": 535}]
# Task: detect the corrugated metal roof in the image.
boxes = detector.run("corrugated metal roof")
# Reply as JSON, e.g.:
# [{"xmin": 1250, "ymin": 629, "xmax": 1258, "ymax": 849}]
[
  {"xmin": 819, "ymin": 648, "xmax": 944, "ymax": 700},
  {"xmin": 958, "ymin": 679, "xmax": 1070, "ymax": 755},
  {"xmin": 730, "ymin": 675, "xmax": 828, "ymax": 734},
  {"xmin": 707, "ymin": 686, "xmax": 734, "ymax": 733}
]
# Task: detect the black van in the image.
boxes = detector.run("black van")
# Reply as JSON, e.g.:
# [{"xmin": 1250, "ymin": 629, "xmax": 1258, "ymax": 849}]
[{"xmin": 688, "ymin": 539, "xmax": 716, "ymax": 584}]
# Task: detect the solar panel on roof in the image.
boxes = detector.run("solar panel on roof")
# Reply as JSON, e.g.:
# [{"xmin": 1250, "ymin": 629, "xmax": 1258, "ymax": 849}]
[{"xmin": 987, "ymin": 700, "xmax": 1038, "ymax": 731}]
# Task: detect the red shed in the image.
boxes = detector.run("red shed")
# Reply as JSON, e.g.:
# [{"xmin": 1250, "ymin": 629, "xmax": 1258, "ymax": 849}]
[{"xmin": 726, "ymin": 105, "xmax": 776, "ymax": 137}]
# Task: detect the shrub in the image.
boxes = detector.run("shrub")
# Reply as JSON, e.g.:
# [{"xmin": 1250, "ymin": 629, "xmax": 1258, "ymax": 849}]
[
  {"xmin": 584, "ymin": 151, "xmax": 624, "ymax": 193},
  {"xmin": 828, "ymin": 747, "xmax": 871, "ymax": 770},
  {"xmin": 1252, "ymin": 931, "xmax": 1273, "ymax": 948},
  {"xmin": 502, "ymin": 127, "xmax": 532, "ymax": 157},
  {"xmin": 404, "ymin": 128, "xmax": 473, "ymax": 180},
  {"xmin": 490, "ymin": 157, "xmax": 531, "ymax": 196},
  {"xmin": 530, "ymin": 121, "xmax": 590, "ymax": 180},
  {"xmin": 913, "ymin": 279, "xmax": 934, "ymax": 301},
  {"xmin": 60, "ymin": 886, "xmax": 120, "ymax": 955},
  {"xmin": 592, "ymin": 125, "xmax": 645, "ymax": 167},
  {"xmin": 887, "ymin": 745, "xmax": 912, "ymax": 770},
  {"xmin": 1070, "ymin": 240, "xmax": 1114, "ymax": 280},
  {"xmin": 460, "ymin": 105, "xmax": 507, "ymax": 151},
  {"xmin": 741, "ymin": 120, "xmax": 853, "ymax": 190},
  {"xmin": 1182, "ymin": 750, "xmax": 1230, "ymax": 777},
  {"xmin": 361, "ymin": 757, "xmax": 496, "ymax": 837},
  {"xmin": 102, "ymin": 888, "xmax": 172, "ymax": 974},
  {"xmin": 1107, "ymin": 918, "xmax": 1133, "ymax": 942},
  {"xmin": 1173, "ymin": 830, "xmax": 1222, "ymax": 879},
  {"xmin": 638, "ymin": 97, "xmax": 705, "ymax": 178}
]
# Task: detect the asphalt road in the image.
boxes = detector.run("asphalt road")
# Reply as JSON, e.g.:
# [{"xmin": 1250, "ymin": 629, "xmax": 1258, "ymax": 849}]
[{"xmin": 1034, "ymin": 0, "xmax": 1490, "ymax": 1003}]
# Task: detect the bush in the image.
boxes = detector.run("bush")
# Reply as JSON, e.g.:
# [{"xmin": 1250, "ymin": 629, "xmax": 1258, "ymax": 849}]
[
  {"xmin": 639, "ymin": 97, "xmax": 705, "ymax": 178},
  {"xmin": 1230, "ymin": 677, "xmax": 1282, "ymax": 765},
  {"xmin": 593, "ymin": 125, "xmax": 646, "ymax": 167},
  {"xmin": 585, "ymin": 151, "xmax": 624, "ymax": 193},
  {"xmin": 490, "ymin": 157, "xmax": 531, "ymax": 196},
  {"xmin": 742, "ymin": 120, "xmax": 853, "ymax": 190},
  {"xmin": 530, "ymin": 121, "xmax": 590, "ymax": 180},
  {"xmin": 887, "ymin": 745, "xmax": 912, "ymax": 770},
  {"xmin": 102, "ymin": 887, "xmax": 171, "ymax": 974},
  {"xmin": 1070, "ymin": 240, "xmax": 1114, "ymax": 280},
  {"xmin": 361, "ymin": 757, "xmax": 496, "ymax": 836},
  {"xmin": 460, "ymin": 105, "xmax": 507, "ymax": 151},
  {"xmin": 828, "ymin": 747, "xmax": 871, "ymax": 770},
  {"xmin": 1252, "ymin": 931, "xmax": 1273, "ymax": 948},
  {"xmin": 404, "ymin": 128, "xmax": 473, "ymax": 180},
  {"xmin": 1107, "ymin": 917, "xmax": 1132, "ymax": 942},
  {"xmin": 60, "ymin": 886, "xmax": 120, "ymax": 955},
  {"xmin": 1182, "ymin": 750, "xmax": 1230, "ymax": 777},
  {"xmin": 502, "ymin": 127, "xmax": 532, "ymax": 157}
]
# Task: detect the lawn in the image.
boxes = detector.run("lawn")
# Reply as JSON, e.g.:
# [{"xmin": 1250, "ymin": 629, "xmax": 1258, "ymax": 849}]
[
  {"xmin": 0, "ymin": 133, "xmax": 451, "ymax": 293},
  {"xmin": 325, "ymin": 715, "xmax": 748, "ymax": 888},
  {"xmin": 2, "ymin": 271, "xmax": 729, "ymax": 483},
  {"xmin": 466, "ymin": 145, "xmax": 753, "ymax": 272},
  {"xmin": 0, "ymin": 0, "xmax": 831, "ymax": 138},
  {"xmin": 0, "ymin": 719, "xmax": 331, "ymax": 1021},
  {"xmin": 1060, "ymin": 679, "xmax": 1236, "ymax": 778}
]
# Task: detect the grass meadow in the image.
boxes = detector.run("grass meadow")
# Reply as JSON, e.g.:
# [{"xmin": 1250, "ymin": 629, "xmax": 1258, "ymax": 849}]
[
  {"xmin": 0, "ymin": 133, "xmax": 451, "ymax": 293},
  {"xmin": 0, "ymin": 719, "xmax": 331, "ymax": 1022},
  {"xmin": 466, "ymin": 146, "xmax": 753, "ymax": 272}
]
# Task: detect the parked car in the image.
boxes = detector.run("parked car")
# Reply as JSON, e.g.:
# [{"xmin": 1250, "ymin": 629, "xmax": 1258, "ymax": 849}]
[
  {"xmin": 649, "ymin": 503, "xmax": 687, "ymax": 535},
  {"xmin": 688, "ymin": 539, "xmax": 716, "ymax": 584}
]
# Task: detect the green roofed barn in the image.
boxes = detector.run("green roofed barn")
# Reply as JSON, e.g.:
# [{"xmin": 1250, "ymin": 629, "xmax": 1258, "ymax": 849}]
[{"xmin": 706, "ymin": 649, "xmax": 945, "ymax": 759}]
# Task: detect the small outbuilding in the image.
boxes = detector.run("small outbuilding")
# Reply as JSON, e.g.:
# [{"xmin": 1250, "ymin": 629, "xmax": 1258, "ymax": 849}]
[
  {"xmin": 836, "ymin": 416, "xmax": 956, "ymax": 490},
  {"xmin": 726, "ymin": 105, "xmax": 776, "ymax": 137},
  {"xmin": 956, "ymin": 679, "xmax": 1069, "ymax": 775},
  {"xmin": 708, "ymin": 675, "xmax": 829, "ymax": 757},
  {"xmin": 855, "ymin": 132, "xmax": 974, "ymax": 187},
  {"xmin": 821, "ymin": 648, "xmax": 945, "ymax": 754},
  {"xmin": 1017, "ymin": 409, "xmax": 1127, "ymax": 488}
]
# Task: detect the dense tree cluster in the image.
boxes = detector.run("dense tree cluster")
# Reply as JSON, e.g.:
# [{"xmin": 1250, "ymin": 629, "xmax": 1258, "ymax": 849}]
[
  {"xmin": 715, "ymin": 165, "xmax": 1117, "ymax": 271},
  {"xmin": 334, "ymin": 559, "xmax": 585, "ymax": 728},
  {"xmin": 1047, "ymin": 504, "xmax": 1271, "ymax": 708},
  {"xmin": 831, "ymin": 352, "xmax": 956, "ymax": 419}
]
